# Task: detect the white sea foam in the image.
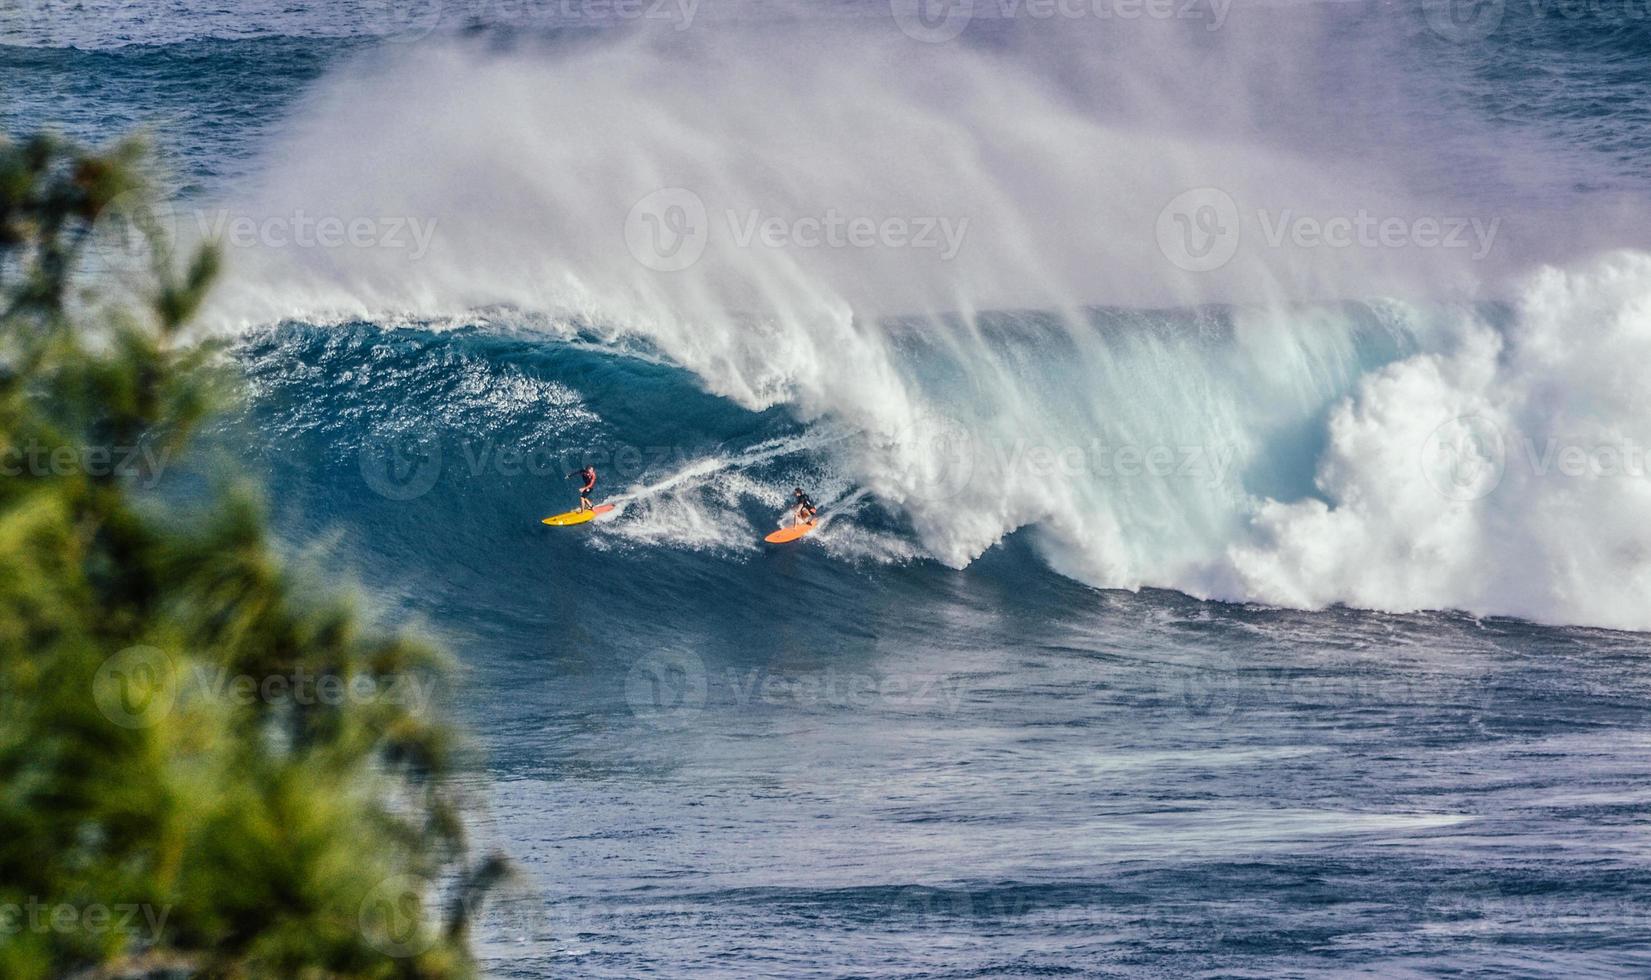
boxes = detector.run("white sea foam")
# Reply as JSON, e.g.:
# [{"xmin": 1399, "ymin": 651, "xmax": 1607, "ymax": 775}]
[{"xmin": 193, "ymin": 22, "xmax": 1651, "ymax": 628}]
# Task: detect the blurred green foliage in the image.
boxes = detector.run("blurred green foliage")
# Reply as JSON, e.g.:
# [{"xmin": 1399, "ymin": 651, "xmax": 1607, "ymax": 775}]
[{"xmin": 0, "ymin": 134, "xmax": 504, "ymax": 979}]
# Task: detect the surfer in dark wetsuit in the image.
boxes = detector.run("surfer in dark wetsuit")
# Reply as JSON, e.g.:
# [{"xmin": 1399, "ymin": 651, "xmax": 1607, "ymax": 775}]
[
  {"xmin": 568, "ymin": 465, "xmax": 597, "ymax": 511},
  {"xmin": 793, "ymin": 487, "xmax": 817, "ymax": 526}
]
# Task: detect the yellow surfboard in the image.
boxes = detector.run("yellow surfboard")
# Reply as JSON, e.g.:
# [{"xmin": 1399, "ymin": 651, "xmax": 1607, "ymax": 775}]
[
  {"xmin": 764, "ymin": 521, "xmax": 816, "ymax": 544},
  {"xmin": 542, "ymin": 503, "xmax": 614, "ymax": 526}
]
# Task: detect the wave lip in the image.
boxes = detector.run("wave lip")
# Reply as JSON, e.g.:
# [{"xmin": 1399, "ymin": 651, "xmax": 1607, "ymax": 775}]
[
  {"xmin": 143, "ymin": 12, "xmax": 1651, "ymax": 631},
  {"xmin": 240, "ymin": 249, "xmax": 1651, "ymax": 633}
]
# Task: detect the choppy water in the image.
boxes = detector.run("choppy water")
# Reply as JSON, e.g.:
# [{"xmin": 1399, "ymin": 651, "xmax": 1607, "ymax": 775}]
[
  {"xmin": 223, "ymin": 322, "xmax": 1651, "ymax": 976},
  {"xmin": 10, "ymin": 2, "xmax": 1651, "ymax": 974}
]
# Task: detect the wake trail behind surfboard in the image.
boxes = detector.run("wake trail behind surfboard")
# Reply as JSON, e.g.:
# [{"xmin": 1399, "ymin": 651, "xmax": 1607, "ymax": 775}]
[
  {"xmin": 804, "ymin": 486, "xmax": 870, "ymax": 534},
  {"xmin": 606, "ymin": 427, "xmax": 854, "ymax": 509}
]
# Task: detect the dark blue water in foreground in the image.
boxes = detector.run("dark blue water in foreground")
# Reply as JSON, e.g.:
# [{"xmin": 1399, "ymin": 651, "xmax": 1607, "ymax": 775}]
[
  {"xmin": 226, "ymin": 323, "xmax": 1651, "ymax": 977},
  {"xmin": 12, "ymin": 3, "xmax": 1651, "ymax": 975}
]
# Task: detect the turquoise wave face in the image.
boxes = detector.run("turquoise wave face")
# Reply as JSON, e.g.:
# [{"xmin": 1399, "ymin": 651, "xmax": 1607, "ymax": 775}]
[
  {"xmin": 18, "ymin": 8, "xmax": 1651, "ymax": 975},
  {"xmin": 206, "ymin": 275, "xmax": 1605, "ymax": 630},
  {"xmin": 214, "ymin": 319, "xmax": 1651, "ymax": 979},
  {"xmin": 222, "ymin": 307, "xmax": 1404, "ymax": 588},
  {"xmin": 14, "ymin": 5, "xmax": 1651, "ymax": 624}
]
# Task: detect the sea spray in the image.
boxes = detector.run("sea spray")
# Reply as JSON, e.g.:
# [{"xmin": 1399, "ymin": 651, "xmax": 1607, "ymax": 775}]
[{"xmin": 189, "ymin": 17, "xmax": 1651, "ymax": 628}]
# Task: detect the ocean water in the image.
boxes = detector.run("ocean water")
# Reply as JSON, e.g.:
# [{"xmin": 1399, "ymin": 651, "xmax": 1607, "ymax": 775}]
[{"xmin": 9, "ymin": 1, "xmax": 1651, "ymax": 975}]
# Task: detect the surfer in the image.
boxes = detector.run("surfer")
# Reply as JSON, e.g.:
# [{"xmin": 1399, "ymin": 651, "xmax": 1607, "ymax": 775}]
[
  {"xmin": 568, "ymin": 465, "xmax": 597, "ymax": 511},
  {"xmin": 792, "ymin": 487, "xmax": 817, "ymax": 526}
]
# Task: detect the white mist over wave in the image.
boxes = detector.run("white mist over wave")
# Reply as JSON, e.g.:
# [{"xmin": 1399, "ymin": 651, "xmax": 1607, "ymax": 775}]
[
  {"xmin": 197, "ymin": 18, "xmax": 1651, "ymax": 628},
  {"xmin": 206, "ymin": 20, "xmax": 1514, "ymax": 326}
]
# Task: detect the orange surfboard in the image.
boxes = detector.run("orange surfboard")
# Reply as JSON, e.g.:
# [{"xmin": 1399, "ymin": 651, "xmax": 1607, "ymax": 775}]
[
  {"xmin": 764, "ymin": 521, "xmax": 816, "ymax": 544},
  {"xmin": 542, "ymin": 504, "xmax": 614, "ymax": 526}
]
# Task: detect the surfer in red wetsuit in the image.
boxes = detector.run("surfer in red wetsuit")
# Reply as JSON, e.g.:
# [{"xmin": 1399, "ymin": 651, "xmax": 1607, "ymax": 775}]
[{"xmin": 568, "ymin": 465, "xmax": 597, "ymax": 511}]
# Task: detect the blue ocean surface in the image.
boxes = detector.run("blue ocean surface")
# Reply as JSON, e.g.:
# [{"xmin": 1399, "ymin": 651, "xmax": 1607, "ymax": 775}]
[
  {"xmin": 9, "ymin": 0, "xmax": 1651, "ymax": 975},
  {"xmin": 230, "ymin": 322, "xmax": 1651, "ymax": 977}
]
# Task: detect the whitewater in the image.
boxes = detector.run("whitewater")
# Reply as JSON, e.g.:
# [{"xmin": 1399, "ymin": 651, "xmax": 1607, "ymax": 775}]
[
  {"xmin": 146, "ymin": 19, "xmax": 1651, "ymax": 630},
  {"xmin": 12, "ymin": 2, "xmax": 1651, "ymax": 975}
]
